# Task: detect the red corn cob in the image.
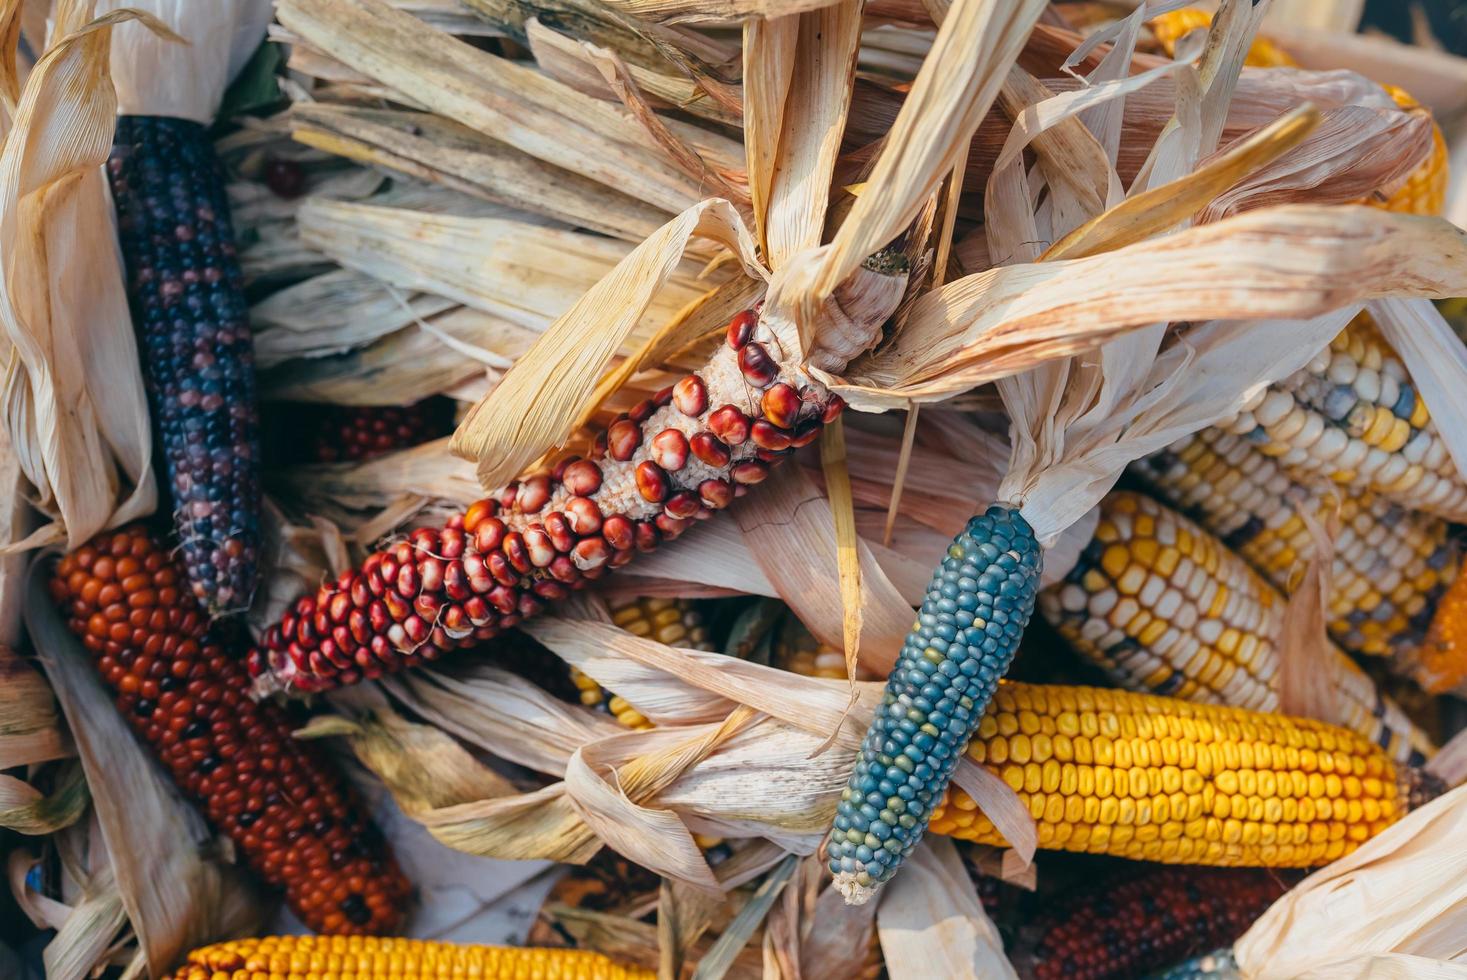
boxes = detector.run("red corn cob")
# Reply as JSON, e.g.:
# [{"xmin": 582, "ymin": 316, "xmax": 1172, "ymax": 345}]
[
  {"xmin": 248, "ymin": 305, "xmax": 862, "ymax": 695},
  {"xmin": 50, "ymin": 527, "xmax": 412, "ymax": 933},
  {"xmin": 1027, "ymin": 866, "xmax": 1290, "ymax": 980},
  {"xmin": 307, "ymin": 398, "xmax": 455, "ymax": 464}
]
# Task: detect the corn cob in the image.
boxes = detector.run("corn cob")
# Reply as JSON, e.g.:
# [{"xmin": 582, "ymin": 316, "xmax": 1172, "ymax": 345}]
[
  {"xmin": 928, "ymin": 682, "xmax": 1442, "ymax": 866},
  {"xmin": 247, "ymin": 288, "xmax": 910, "ymax": 695},
  {"xmin": 1215, "ymin": 314, "xmax": 1467, "ymax": 523},
  {"xmin": 164, "ymin": 936, "xmax": 653, "ymax": 979},
  {"xmin": 826, "ymin": 505, "xmax": 1043, "ymax": 904},
  {"xmin": 108, "ymin": 117, "xmax": 262, "ymax": 616},
  {"xmin": 774, "ymin": 614, "xmax": 878, "ymax": 680},
  {"xmin": 1039, "ymin": 491, "xmax": 1433, "ymax": 765},
  {"xmin": 1148, "ymin": 8, "xmax": 1298, "ymax": 68},
  {"xmin": 1130, "ymin": 428, "xmax": 1467, "ymax": 691},
  {"xmin": 571, "ymin": 596, "xmax": 714, "ymax": 729},
  {"xmin": 1149, "ymin": 948, "xmax": 1241, "ymax": 980},
  {"xmin": 307, "ymin": 398, "xmax": 455, "ymax": 464},
  {"xmin": 49, "ymin": 527, "xmax": 410, "ymax": 933},
  {"xmin": 1027, "ymin": 866, "xmax": 1288, "ymax": 980}
]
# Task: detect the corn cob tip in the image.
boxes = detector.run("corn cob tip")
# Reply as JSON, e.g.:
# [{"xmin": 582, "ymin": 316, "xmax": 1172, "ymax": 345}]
[{"xmin": 832, "ymin": 870, "xmax": 881, "ymax": 905}]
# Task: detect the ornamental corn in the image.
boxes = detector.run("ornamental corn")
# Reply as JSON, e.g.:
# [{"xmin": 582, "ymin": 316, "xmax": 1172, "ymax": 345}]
[
  {"xmin": 1149, "ymin": 948, "xmax": 1241, "ymax": 980},
  {"xmin": 774, "ymin": 614, "xmax": 878, "ymax": 680},
  {"xmin": 109, "ymin": 117, "xmax": 262, "ymax": 616},
  {"xmin": 305, "ymin": 397, "xmax": 455, "ymax": 463},
  {"xmin": 1027, "ymin": 866, "xmax": 1288, "ymax": 980},
  {"xmin": 49, "ymin": 527, "xmax": 410, "ymax": 933},
  {"xmin": 164, "ymin": 936, "xmax": 652, "ymax": 979},
  {"xmin": 826, "ymin": 505, "xmax": 1043, "ymax": 904},
  {"xmin": 1040, "ymin": 492, "xmax": 1433, "ymax": 765},
  {"xmin": 1214, "ymin": 315, "xmax": 1467, "ymax": 522},
  {"xmin": 928, "ymin": 682, "xmax": 1441, "ymax": 866},
  {"xmin": 248, "ymin": 283, "xmax": 908, "ymax": 694},
  {"xmin": 571, "ymin": 596, "xmax": 714, "ymax": 729},
  {"xmin": 1130, "ymin": 427, "xmax": 1467, "ymax": 692}
]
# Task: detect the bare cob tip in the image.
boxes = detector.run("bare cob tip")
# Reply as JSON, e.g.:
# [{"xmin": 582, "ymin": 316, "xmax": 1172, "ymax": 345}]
[
  {"xmin": 1403, "ymin": 766, "xmax": 1449, "ymax": 810},
  {"xmin": 833, "ymin": 870, "xmax": 881, "ymax": 906}
]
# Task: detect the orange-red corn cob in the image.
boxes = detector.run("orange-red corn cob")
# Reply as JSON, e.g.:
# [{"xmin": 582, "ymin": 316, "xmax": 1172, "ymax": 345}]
[
  {"xmin": 50, "ymin": 527, "xmax": 411, "ymax": 933},
  {"xmin": 248, "ymin": 306, "xmax": 865, "ymax": 695}
]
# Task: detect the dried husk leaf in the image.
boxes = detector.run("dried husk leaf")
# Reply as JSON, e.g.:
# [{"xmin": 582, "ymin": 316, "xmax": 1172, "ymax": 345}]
[
  {"xmin": 689, "ymin": 855, "xmax": 798, "ymax": 980},
  {"xmin": 875, "ymin": 836, "xmax": 1015, "ymax": 979},
  {"xmin": 1233, "ymin": 784, "xmax": 1467, "ymax": 977},
  {"xmin": 742, "ymin": 13, "xmax": 796, "ymax": 258},
  {"xmin": 276, "ymin": 0, "xmax": 705, "ymax": 214},
  {"xmin": 1275, "ymin": 505, "xmax": 1347, "ymax": 725},
  {"xmin": 594, "ymin": 0, "xmax": 846, "ymax": 23},
  {"xmin": 24, "ymin": 570, "xmax": 263, "ymax": 975},
  {"xmin": 289, "ymin": 104, "xmax": 671, "ymax": 242},
  {"xmin": 1262, "ymin": 23, "xmax": 1467, "ymax": 117},
  {"xmin": 0, "ymin": 646, "xmax": 68, "ymax": 768},
  {"xmin": 102, "ymin": 0, "xmax": 270, "ymax": 122},
  {"xmin": 1367, "ymin": 298, "xmax": 1467, "ymax": 488},
  {"xmin": 833, "ymin": 207, "xmax": 1467, "ymax": 407},
  {"xmin": 819, "ymin": 419, "xmax": 864, "ymax": 681},
  {"xmin": 451, "ymin": 197, "xmax": 762, "ymax": 488},
  {"xmin": 0, "ymin": 763, "xmax": 86, "ymax": 834},
  {"xmin": 40, "ymin": 862, "xmax": 129, "ymax": 980},
  {"xmin": 0, "ymin": 8, "xmax": 157, "ymax": 553}
]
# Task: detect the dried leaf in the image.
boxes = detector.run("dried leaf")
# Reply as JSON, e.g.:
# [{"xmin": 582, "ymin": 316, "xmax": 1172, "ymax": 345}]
[
  {"xmin": 690, "ymin": 855, "xmax": 798, "ymax": 980},
  {"xmin": 820, "ymin": 418, "xmax": 863, "ymax": 680},
  {"xmin": 876, "ymin": 837, "xmax": 1015, "ymax": 979},
  {"xmin": 595, "ymin": 0, "xmax": 846, "ymax": 23},
  {"xmin": 1276, "ymin": 504, "xmax": 1348, "ymax": 724},
  {"xmin": 743, "ymin": 13, "xmax": 796, "ymax": 257},
  {"xmin": 0, "ymin": 763, "xmax": 86, "ymax": 834}
]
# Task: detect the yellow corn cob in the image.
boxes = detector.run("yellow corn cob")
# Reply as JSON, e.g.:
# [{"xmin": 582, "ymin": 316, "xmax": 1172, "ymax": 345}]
[
  {"xmin": 928, "ymin": 682, "xmax": 1436, "ymax": 867},
  {"xmin": 165, "ymin": 936, "xmax": 653, "ymax": 979},
  {"xmin": 774, "ymin": 615, "xmax": 877, "ymax": 680},
  {"xmin": 572, "ymin": 597, "xmax": 714, "ymax": 729},
  {"xmin": 1216, "ymin": 315, "xmax": 1467, "ymax": 523},
  {"xmin": 1039, "ymin": 492, "xmax": 1433, "ymax": 765},
  {"xmin": 1131, "ymin": 427, "xmax": 1467, "ymax": 692},
  {"xmin": 1149, "ymin": 8, "xmax": 1298, "ymax": 68}
]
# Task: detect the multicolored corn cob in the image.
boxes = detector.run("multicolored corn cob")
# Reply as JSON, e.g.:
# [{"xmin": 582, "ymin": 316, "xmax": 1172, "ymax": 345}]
[
  {"xmin": 826, "ymin": 505, "xmax": 1043, "ymax": 904},
  {"xmin": 1149, "ymin": 948, "xmax": 1241, "ymax": 980},
  {"xmin": 571, "ymin": 596, "xmax": 714, "ymax": 729},
  {"xmin": 1148, "ymin": 8, "xmax": 1298, "ymax": 68},
  {"xmin": 1214, "ymin": 315, "xmax": 1467, "ymax": 521},
  {"xmin": 774, "ymin": 614, "xmax": 878, "ymax": 681},
  {"xmin": 306, "ymin": 398, "xmax": 455, "ymax": 464},
  {"xmin": 1040, "ymin": 492, "xmax": 1434, "ymax": 765},
  {"xmin": 1130, "ymin": 428, "xmax": 1467, "ymax": 692},
  {"xmin": 164, "ymin": 937, "xmax": 652, "ymax": 979},
  {"xmin": 247, "ymin": 289, "xmax": 910, "ymax": 695},
  {"xmin": 108, "ymin": 117, "xmax": 262, "ymax": 616},
  {"xmin": 1027, "ymin": 866, "xmax": 1288, "ymax": 980},
  {"xmin": 928, "ymin": 682, "xmax": 1442, "ymax": 866},
  {"xmin": 49, "ymin": 527, "xmax": 410, "ymax": 933}
]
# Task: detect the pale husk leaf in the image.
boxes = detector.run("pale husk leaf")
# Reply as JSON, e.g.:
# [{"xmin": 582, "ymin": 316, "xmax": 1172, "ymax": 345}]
[
  {"xmin": 0, "ymin": 646, "xmax": 69, "ymax": 768},
  {"xmin": 1366, "ymin": 298, "xmax": 1467, "ymax": 487},
  {"xmin": 101, "ymin": 0, "xmax": 270, "ymax": 122},
  {"xmin": 594, "ymin": 0, "xmax": 846, "ymax": 23},
  {"xmin": 0, "ymin": 763, "xmax": 86, "ymax": 834},
  {"xmin": 820, "ymin": 418, "xmax": 864, "ymax": 682},
  {"xmin": 276, "ymin": 0, "xmax": 705, "ymax": 214},
  {"xmin": 742, "ymin": 13, "xmax": 797, "ymax": 259},
  {"xmin": 0, "ymin": 9, "xmax": 157, "ymax": 553},
  {"xmin": 451, "ymin": 197, "xmax": 761, "ymax": 488},
  {"xmin": 832, "ymin": 207, "xmax": 1467, "ymax": 409},
  {"xmin": 1233, "ymin": 783, "xmax": 1467, "ymax": 977},
  {"xmin": 24, "ymin": 570, "xmax": 263, "ymax": 975},
  {"xmin": 876, "ymin": 836, "xmax": 1016, "ymax": 980},
  {"xmin": 1261, "ymin": 24, "xmax": 1467, "ymax": 117},
  {"xmin": 1274, "ymin": 505, "xmax": 1347, "ymax": 725},
  {"xmin": 689, "ymin": 854, "xmax": 797, "ymax": 980}
]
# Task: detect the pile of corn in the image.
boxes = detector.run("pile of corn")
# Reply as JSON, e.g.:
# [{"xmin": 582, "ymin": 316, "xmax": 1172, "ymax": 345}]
[{"xmin": 7, "ymin": 2, "xmax": 1467, "ymax": 979}]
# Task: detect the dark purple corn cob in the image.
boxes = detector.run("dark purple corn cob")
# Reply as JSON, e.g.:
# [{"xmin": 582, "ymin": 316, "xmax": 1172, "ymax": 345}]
[{"xmin": 108, "ymin": 116, "xmax": 262, "ymax": 617}]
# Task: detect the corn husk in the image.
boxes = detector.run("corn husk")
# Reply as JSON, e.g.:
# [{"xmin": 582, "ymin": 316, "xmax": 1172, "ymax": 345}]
[
  {"xmin": 23, "ymin": 568, "xmax": 263, "ymax": 976},
  {"xmin": 0, "ymin": 4, "xmax": 156, "ymax": 553},
  {"xmin": 1232, "ymin": 784, "xmax": 1467, "ymax": 978}
]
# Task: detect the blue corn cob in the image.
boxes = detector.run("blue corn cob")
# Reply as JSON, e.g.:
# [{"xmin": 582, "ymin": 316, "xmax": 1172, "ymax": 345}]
[
  {"xmin": 108, "ymin": 116, "xmax": 262, "ymax": 616},
  {"xmin": 826, "ymin": 505, "xmax": 1042, "ymax": 904},
  {"xmin": 1148, "ymin": 948, "xmax": 1241, "ymax": 980}
]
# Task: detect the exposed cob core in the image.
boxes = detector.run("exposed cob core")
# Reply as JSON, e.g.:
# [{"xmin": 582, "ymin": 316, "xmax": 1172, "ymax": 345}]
[
  {"xmin": 929, "ymin": 682, "xmax": 1439, "ymax": 866},
  {"xmin": 1040, "ymin": 492, "xmax": 1433, "ymax": 765},
  {"xmin": 50, "ymin": 528, "xmax": 410, "ymax": 933},
  {"xmin": 1027, "ymin": 866, "xmax": 1288, "ymax": 980},
  {"xmin": 164, "ymin": 936, "xmax": 653, "ymax": 979},
  {"xmin": 108, "ymin": 117, "xmax": 262, "ymax": 617},
  {"xmin": 571, "ymin": 597, "xmax": 713, "ymax": 728},
  {"xmin": 826, "ymin": 505, "xmax": 1042, "ymax": 905},
  {"xmin": 1131, "ymin": 428, "xmax": 1467, "ymax": 692},
  {"xmin": 249, "ymin": 254, "xmax": 909, "ymax": 695}
]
